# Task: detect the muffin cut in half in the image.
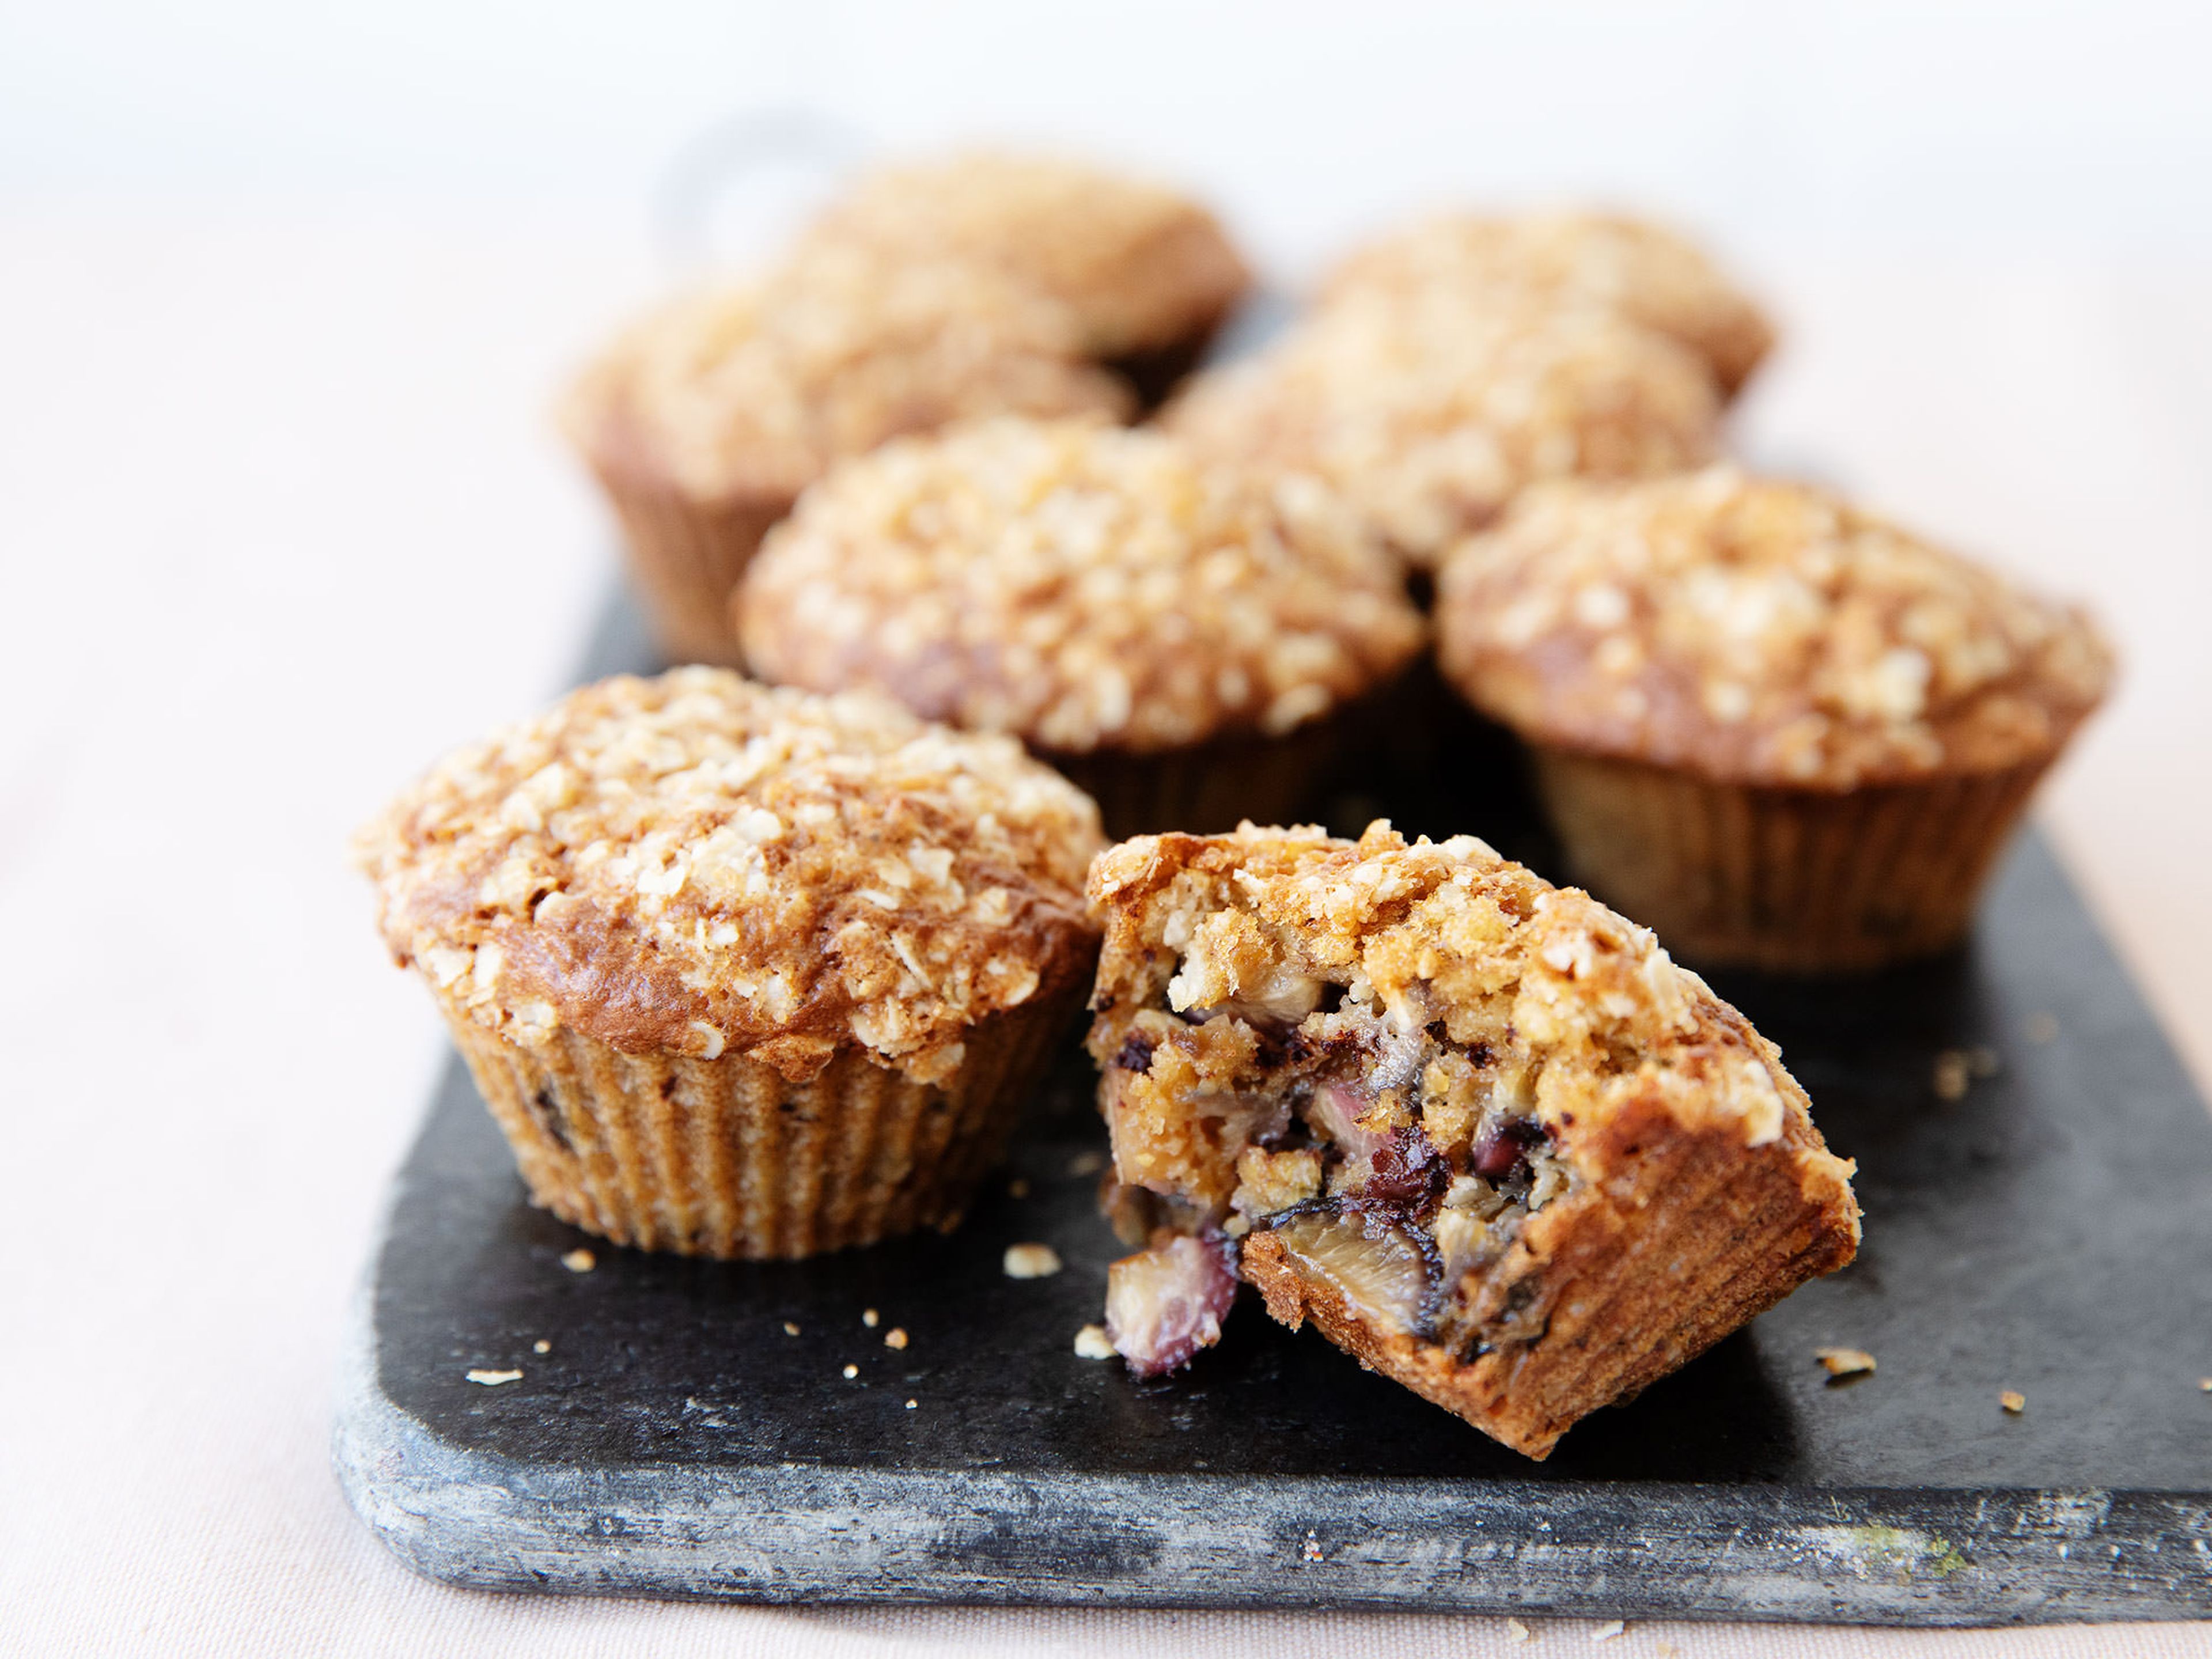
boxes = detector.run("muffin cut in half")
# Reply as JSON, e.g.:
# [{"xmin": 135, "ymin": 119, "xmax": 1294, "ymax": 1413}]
[
  {"xmin": 1084, "ymin": 823, "xmax": 1859, "ymax": 1459},
  {"xmin": 738, "ymin": 417, "xmax": 1426, "ymax": 838},
  {"xmin": 1435, "ymin": 468, "xmax": 2115, "ymax": 971},
  {"xmin": 357, "ymin": 668, "xmax": 1102, "ymax": 1259}
]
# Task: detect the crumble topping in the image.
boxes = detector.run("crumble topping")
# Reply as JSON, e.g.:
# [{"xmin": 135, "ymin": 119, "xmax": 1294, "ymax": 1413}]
[
  {"xmin": 1318, "ymin": 210, "xmax": 1775, "ymax": 393},
  {"xmin": 740, "ymin": 418, "xmax": 1426, "ymax": 754},
  {"xmin": 793, "ymin": 151, "xmax": 1251, "ymax": 358},
  {"xmin": 1162, "ymin": 291, "xmax": 1719, "ymax": 567},
  {"xmin": 1436, "ymin": 468, "xmax": 2115, "ymax": 786},
  {"xmin": 559, "ymin": 247, "xmax": 1131, "ymax": 503},
  {"xmin": 357, "ymin": 668, "xmax": 1101, "ymax": 1084}
]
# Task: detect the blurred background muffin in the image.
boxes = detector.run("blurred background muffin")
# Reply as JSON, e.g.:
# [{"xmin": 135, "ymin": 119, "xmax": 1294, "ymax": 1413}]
[
  {"xmin": 791, "ymin": 150, "xmax": 1252, "ymax": 402},
  {"xmin": 1435, "ymin": 466, "xmax": 2114, "ymax": 971},
  {"xmin": 560, "ymin": 249, "xmax": 1130, "ymax": 666},
  {"xmin": 356, "ymin": 666, "xmax": 1103, "ymax": 1258},
  {"xmin": 737, "ymin": 416, "xmax": 1425, "ymax": 836}
]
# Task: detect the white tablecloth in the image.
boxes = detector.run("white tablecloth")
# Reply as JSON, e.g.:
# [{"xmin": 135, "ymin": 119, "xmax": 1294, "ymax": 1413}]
[{"xmin": 2, "ymin": 201, "xmax": 2206, "ymax": 1657}]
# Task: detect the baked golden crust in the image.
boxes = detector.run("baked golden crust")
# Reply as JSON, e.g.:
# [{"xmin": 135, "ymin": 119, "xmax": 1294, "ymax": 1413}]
[
  {"xmin": 1435, "ymin": 468, "xmax": 2115, "ymax": 788},
  {"xmin": 357, "ymin": 668, "xmax": 1102, "ymax": 1085},
  {"xmin": 1084, "ymin": 821, "xmax": 1859, "ymax": 1457},
  {"xmin": 1162, "ymin": 293, "xmax": 1718, "ymax": 569},
  {"xmin": 1319, "ymin": 210, "xmax": 1776, "ymax": 395},
  {"xmin": 559, "ymin": 248, "xmax": 1132, "ymax": 507},
  {"xmin": 738, "ymin": 418, "xmax": 1426, "ymax": 755},
  {"xmin": 794, "ymin": 151, "xmax": 1251, "ymax": 361}
]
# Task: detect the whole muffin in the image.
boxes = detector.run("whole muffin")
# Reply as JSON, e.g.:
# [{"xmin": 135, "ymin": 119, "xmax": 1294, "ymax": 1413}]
[
  {"xmin": 1435, "ymin": 468, "xmax": 2115, "ymax": 971},
  {"xmin": 736, "ymin": 418, "xmax": 1427, "ymax": 837},
  {"xmin": 1082, "ymin": 822, "xmax": 1859, "ymax": 1458},
  {"xmin": 561, "ymin": 249, "xmax": 1132, "ymax": 666},
  {"xmin": 792, "ymin": 150, "xmax": 1251, "ymax": 400},
  {"xmin": 1162, "ymin": 290, "xmax": 1720, "ymax": 571},
  {"xmin": 356, "ymin": 668, "xmax": 1103, "ymax": 1258},
  {"xmin": 1318, "ymin": 210, "xmax": 1776, "ymax": 397}
]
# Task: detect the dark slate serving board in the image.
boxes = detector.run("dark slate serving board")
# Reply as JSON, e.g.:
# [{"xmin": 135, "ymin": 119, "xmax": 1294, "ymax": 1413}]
[{"xmin": 335, "ymin": 588, "xmax": 2212, "ymax": 1624}]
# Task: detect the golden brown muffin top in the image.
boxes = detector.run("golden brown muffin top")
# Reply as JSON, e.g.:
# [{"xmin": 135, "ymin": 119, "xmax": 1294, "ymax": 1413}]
[
  {"xmin": 559, "ymin": 247, "xmax": 1132, "ymax": 504},
  {"xmin": 1087, "ymin": 821, "xmax": 1830, "ymax": 1161},
  {"xmin": 793, "ymin": 151, "xmax": 1251, "ymax": 359},
  {"xmin": 357, "ymin": 668, "xmax": 1103, "ymax": 1083},
  {"xmin": 1162, "ymin": 291, "xmax": 1719, "ymax": 569},
  {"xmin": 739, "ymin": 418, "xmax": 1426, "ymax": 755},
  {"xmin": 1436, "ymin": 468, "xmax": 2115, "ymax": 787},
  {"xmin": 1319, "ymin": 210, "xmax": 1776, "ymax": 395}
]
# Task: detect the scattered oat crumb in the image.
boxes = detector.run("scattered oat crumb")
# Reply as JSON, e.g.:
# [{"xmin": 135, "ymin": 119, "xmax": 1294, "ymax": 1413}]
[
  {"xmin": 532, "ymin": 1339, "xmax": 551, "ymax": 1355},
  {"xmin": 1967, "ymin": 1046, "xmax": 2001, "ymax": 1078},
  {"xmin": 884, "ymin": 1327, "xmax": 909, "ymax": 1350},
  {"xmin": 1932, "ymin": 1050, "xmax": 1971, "ymax": 1101},
  {"xmin": 2025, "ymin": 1012, "xmax": 2059, "ymax": 1044},
  {"xmin": 905, "ymin": 1398, "xmax": 918, "ymax": 1410},
  {"xmin": 1009, "ymin": 1176, "xmax": 1031, "ymax": 1198},
  {"xmin": 1302, "ymin": 1530, "xmax": 1324, "ymax": 1563},
  {"xmin": 1067, "ymin": 1150, "xmax": 1105, "ymax": 1178},
  {"xmin": 862, "ymin": 1308, "xmax": 880, "ymax": 1328},
  {"xmin": 1506, "ymin": 1617, "xmax": 1532, "ymax": 1643},
  {"xmin": 2200, "ymin": 1377, "xmax": 2211, "ymax": 1392},
  {"xmin": 1074, "ymin": 1323, "xmax": 1116, "ymax": 1360},
  {"xmin": 465, "ymin": 1368, "xmax": 522, "ymax": 1386},
  {"xmin": 1003, "ymin": 1242, "xmax": 1063, "ymax": 1279},
  {"xmin": 1816, "ymin": 1346, "xmax": 1877, "ymax": 1379},
  {"xmin": 2000, "ymin": 1389, "xmax": 2027, "ymax": 1414},
  {"xmin": 842, "ymin": 1363, "xmax": 859, "ymax": 1380},
  {"xmin": 560, "ymin": 1248, "xmax": 596, "ymax": 1273},
  {"xmin": 1591, "ymin": 1620, "xmax": 1626, "ymax": 1642},
  {"xmin": 782, "ymin": 1321, "xmax": 801, "ymax": 1336}
]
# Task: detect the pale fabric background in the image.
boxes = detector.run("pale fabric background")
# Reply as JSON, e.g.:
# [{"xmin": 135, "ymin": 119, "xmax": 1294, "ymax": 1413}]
[{"xmin": 2, "ymin": 4, "xmax": 2209, "ymax": 1654}]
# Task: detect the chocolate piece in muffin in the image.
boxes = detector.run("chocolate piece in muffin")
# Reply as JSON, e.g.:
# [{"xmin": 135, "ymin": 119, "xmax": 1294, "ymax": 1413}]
[
  {"xmin": 1162, "ymin": 290, "xmax": 1719, "ymax": 571},
  {"xmin": 737, "ymin": 417, "xmax": 1426, "ymax": 836},
  {"xmin": 561, "ymin": 249, "xmax": 1132, "ymax": 666},
  {"xmin": 357, "ymin": 668, "xmax": 1103, "ymax": 1258},
  {"xmin": 1318, "ymin": 210, "xmax": 1776, "ymax": 397},
  {"xmin": 1084, "ymin": 822, "xmax": 1859, "ymax": 1458},
  {"xmin": 793, "ymin": 151, "xmax": 1251, "ymax": 400},
  {"xmin": 1435, "ymin": 467, "xmax": 2115, "ymax": 969}
]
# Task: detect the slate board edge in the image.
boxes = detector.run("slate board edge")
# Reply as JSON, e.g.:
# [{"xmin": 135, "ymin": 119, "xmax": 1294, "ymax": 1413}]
[{"xmin": 333, "ymin": 1251, "xmax": 2212, "ymax": 1624}]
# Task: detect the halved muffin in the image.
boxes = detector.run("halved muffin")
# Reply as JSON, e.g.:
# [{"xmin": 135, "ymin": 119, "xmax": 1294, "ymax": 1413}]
[
  {"xmin": 737, "ymin": 417, "xmax": 1426, "ymax": 838},
  {"xmin": 357, "ymin": 668, "xmax": 1103, "ymax": 1259},
  {"xmin": 1084, "ymin": 821, "xmax": 1859, "ymax": 1459}
]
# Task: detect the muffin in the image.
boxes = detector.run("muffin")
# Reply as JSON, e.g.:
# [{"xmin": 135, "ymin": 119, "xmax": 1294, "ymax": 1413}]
[
  {"xmin": 355, "ymin": 668, "xmax": 1103, "ymax": 1259},
  {"xmin": 560, "ymin": 249, "xmax": 1132, "ymax": 666},
  {"xmin": 1318, "ymin": 210, "xmax": 1776, "ymax": 397},
  {"xmin": 737, "ymin": 417, "xmax": 1427, "ymax": 837},
  {"xmin": 1162, "ymin": 290, "xmax": 1719, "ymax": 571},
  {"xmin": 1084, "ymin": 822, "xmax": 1861, "ymax": 1459},
  {"xmin": 1436, "ymin": 468, "xmax": 2115, "ymax": 971},
  {"xmin": 792, "ymin": 151, "xmax": 1252, "ymax": 400}
]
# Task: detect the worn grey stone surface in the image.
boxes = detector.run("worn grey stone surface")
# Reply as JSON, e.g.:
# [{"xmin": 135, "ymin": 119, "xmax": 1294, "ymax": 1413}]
[{"xmin": 333, "ymin": 589, "xmax": 2212, "ymax": 1622}]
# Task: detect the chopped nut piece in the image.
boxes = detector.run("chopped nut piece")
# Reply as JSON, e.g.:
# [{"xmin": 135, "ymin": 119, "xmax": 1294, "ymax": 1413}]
[
  {"xmin": 842, "ymin": 1363, "xmax": 859, "ymax": 1380},
  {"xmin": 1932, "ymin": 1051, "xmax": 1971, "ymax": 1102},
  {"xmin": 2000, "ymin": 1389, "xmax": 2027, "ymax": 1414},
  {"xmin": 862, "ymin": 1308, "xmax": 880, "ymax": 1328},
  {"xmin": 1003, "ymin": 1243, "xmax": 1065, "ymax": 1279},
  {"xmin": 560, "ymin": 1248, "xmax": 596, "ymax": 1274},
  {"xmin": 1591, "ymin": 1621, "xmax": 1626, "ymax": 1643},
  {"xmin": 1506, "ymin": 1618, "xmax": 1532, "ymax": 1643},
  {"xmin": 884, "ymin": 1327, "xmax": 909, "ymax": 1350},
  {"xmin": 1816, "ymin": 1346, "xmax": 1877, "ymax": 1380},
  {"xmin": 782, "ymin": 1321, "xmax": 801, "ymax": 1336},
  {"xmin": 465, "ymin": 1368, "xmax": 523, "ymax": 1387},
  {"xmin": 2025, "ymin": 1012, "xmax": 2060, "ymax": 1046},
  {"xmin": 532, "ymin": 1339, "xmax": 551, "ymax": 1355},
  {"xmin": 1008, "ymin": 1176, "xmax": 1031, "ymax": 1199},
  {"xmin": 1073, "ymin": 1324, "xmax": 1116, "ymax": 1360}
]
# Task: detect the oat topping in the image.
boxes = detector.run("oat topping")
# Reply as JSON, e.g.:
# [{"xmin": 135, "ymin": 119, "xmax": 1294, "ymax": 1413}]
[
  {"xmin": 1437, "ymin": 468, "xmax": 2114, "ymax": 786},
  {"xmin": 560, "ymin": 247, "xmax": 1131, "ymax": 503},
  {"xmin": 1319, "ymin": 210, "xmax": 1775, "ymax": 393},
  {"xmin": 464, "ymin": 1369, "xmax": 523, "ymax": 1387},
  {"xmin": 1164, "ymin": 291, "xmax": 1719, "ymax": 567},
  {"xmin": 793, "ymin": 151, "xmax": 1250, "ymax": 359},
  {"xmin": 560, "ymin": 1248, "xmax": 596, "ymax": 1274},
  {"xmin": 1003, "ymin": 1242, "xmax": 1065, "ymax": 1279},
  {"xmin": 357, "ymin": 668, "xmax": 1102, "ymax": 1084},
  {"xmin": 740, "ymin": 418, "xmax": 1425, "ymax": 753},
  {"xmin": 1816, "ymin": 1346, "xmax": 1877, "ymax": 1379}
]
